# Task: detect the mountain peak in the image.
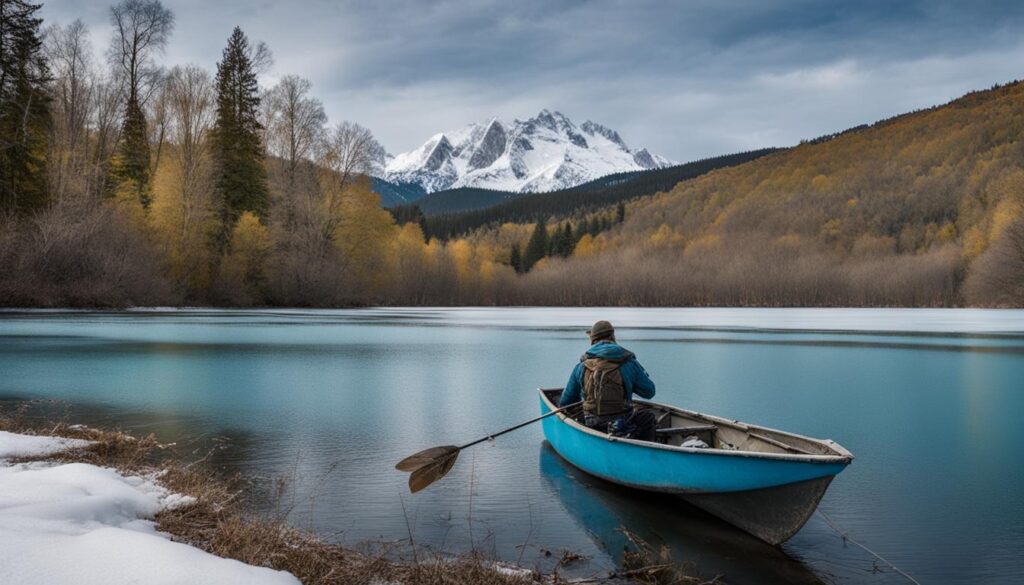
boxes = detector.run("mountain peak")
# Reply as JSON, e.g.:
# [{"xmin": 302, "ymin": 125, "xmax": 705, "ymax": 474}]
[
  {"xmin": 581, "ymin": 120, "xmax": 627, "ymax": 150},
  {"xmin": 382, "ymin": 111, "xmax": 673, "ymax": 193}
]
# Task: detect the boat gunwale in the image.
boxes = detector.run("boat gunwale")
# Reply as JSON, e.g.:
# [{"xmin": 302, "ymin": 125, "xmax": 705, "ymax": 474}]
[{"xmin": 538, "ymin": 388, "xmax": 854, "ymax": 464}]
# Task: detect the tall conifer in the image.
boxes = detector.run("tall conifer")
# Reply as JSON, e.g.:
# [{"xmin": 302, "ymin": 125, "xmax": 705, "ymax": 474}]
[
  {"xmin": 212, "ymin": 27, "xmax": 268, "ymax": 246},
  {"xmin": 559, "ymin": 223, "xmax": 574, "ymax": 257},
  {"xmin": 0, "ymin": 0, "xmax": 51, "ymax": 214},
  {"xmin": 523, "ymin": 220, "xmax": 549, "ymax": 272},
  {"xmin": 509, "ymin": 242, "xmax": 523, "ymax": 274},
  {"xmin": 113, "ymin": 99, "xmax": 151, "ymax": 204}
]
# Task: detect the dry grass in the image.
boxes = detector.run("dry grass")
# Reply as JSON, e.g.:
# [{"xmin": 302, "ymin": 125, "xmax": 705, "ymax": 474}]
[
  {"xmin": 617, "ymin": 528, "xmax": 722, "ymax": 585},
  {"xmin": 0, "ymin": 409, "xmax": 543, "ymax": 584},
  {"xmin": 0, "ymin": 407, "xmax": 721, "ymax": 584}
]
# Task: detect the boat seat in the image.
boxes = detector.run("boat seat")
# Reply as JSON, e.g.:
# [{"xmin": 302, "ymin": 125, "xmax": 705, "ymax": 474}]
[{"xmin": 656, "ymin": 424, "xmax": 718, "ymax": 436}]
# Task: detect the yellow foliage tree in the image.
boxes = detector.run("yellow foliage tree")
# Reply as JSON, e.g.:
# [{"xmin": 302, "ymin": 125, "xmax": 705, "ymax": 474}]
[
  {"xmin": 448, "ymin": 239, "xmax": 474, "ymax": 283},
  {"xmin": 648, "ymin": 223, "xmax": 684, "ymax": 248},
  {"xmin": 221, "ymin": 211, "xmax": 270, "ymax": 302},
  {"xmin": 991, "ymin": 198, "xmax": 1023, "ymax": 242},
  {"xmin": 574, "ymin": 234, "xmax": 596, "ymax": 258},
  {"xmin": 331, "ymin": 177, "xmax": 398, "ymax": 297},
  {"xmin": 149, "ymin": 151, "xmax": 217, "ymax": 295}
]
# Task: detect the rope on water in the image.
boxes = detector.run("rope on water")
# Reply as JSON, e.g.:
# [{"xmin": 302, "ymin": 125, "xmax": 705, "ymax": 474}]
[{"xmin": 815, "ymin": 509, "xmax": 921, "ymax": 585}]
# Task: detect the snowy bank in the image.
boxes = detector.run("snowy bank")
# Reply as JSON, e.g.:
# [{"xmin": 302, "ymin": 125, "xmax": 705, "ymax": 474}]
[
  {"xmin": 0, "ymin": 431, "xmax": 299, "ymax": 585},
  {"xmin": 0, "ymin": 430, "xmax": 92, "ymax": 459}
]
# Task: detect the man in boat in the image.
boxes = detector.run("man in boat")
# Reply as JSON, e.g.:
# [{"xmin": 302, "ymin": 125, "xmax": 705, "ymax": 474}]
[{"xmin": 559, "ymin": 320, "xmax": 657, "ymax": 441}]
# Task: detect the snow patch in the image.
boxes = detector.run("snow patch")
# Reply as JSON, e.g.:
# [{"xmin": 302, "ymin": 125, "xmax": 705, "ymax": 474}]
[
  {"xmin": 0, "ymin": 430, "xmax": 91, "ymax": 460},
  {"xmin": 0, "ymin": 431, "xmax": 299, "ymax": 585}
]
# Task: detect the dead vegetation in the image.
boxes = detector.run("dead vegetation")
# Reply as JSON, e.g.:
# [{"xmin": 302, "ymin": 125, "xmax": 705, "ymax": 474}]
[
  {"xmin": 0, "ymin": 404, "xmax": 721, "ymax": 584},
  {"xmin": 617, "ymin": 528, "xmax": 721, "ymax": 585},
  {"xmin": 0, "ymin": 407, "xmax": 536, "ymax": 584}
]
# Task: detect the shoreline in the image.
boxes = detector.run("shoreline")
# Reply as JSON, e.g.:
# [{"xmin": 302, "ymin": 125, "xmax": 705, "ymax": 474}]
[{"xmin": 0, "ymin": 412, "xmax": 704, "ymax": 585}]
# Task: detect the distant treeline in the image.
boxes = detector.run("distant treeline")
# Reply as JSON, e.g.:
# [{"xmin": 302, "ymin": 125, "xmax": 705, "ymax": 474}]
[
  {"xmin": 416, "ymin": 149, "xmax": 779, "ymax": 239},
  {"xmin": 2, "ymin": 0, "xmax": 1022, "ymax": 308}
]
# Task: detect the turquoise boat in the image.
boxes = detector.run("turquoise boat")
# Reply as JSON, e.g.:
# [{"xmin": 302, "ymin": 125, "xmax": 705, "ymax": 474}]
[{"xmin": 538, "ymin": 388, "xmax": 853, "ymax": 544}]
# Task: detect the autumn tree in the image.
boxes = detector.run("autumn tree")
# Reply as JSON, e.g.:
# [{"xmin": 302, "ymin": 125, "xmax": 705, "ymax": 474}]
[
  {"xmin": 212, "ymin": 27, "xmax": 269, "ymax": 245},
  {"xmin": 965, "ymin": 216, "xmax": 1024, "ymax": 306},
  {"xmin": 218, "ymin": 210, "xmax": 269, "ymax": 303},
  {"xmin": 318, "ymin": 122, "xmax": 392, "ymax": 297},
  {"xmin": 0, "ymin": 0, "xmax": 50, "ymax": 214},
  {"xmin": 395, "ymin": 221, "xmax": 429, "ymax": 303},
  {"xmin": 108, "ymin": 0, "xmax": 174, "ymax": 208},
  {"xmin": 44, "ymin": 19, "xmax": 124, "ymax": 203},
  {"xmin": 150, "ymin": 65, "xmax": 216, "ymax": 296}
]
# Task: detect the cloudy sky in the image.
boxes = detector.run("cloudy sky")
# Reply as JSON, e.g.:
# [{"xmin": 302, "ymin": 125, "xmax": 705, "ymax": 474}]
[{"xmin": 39, "ymin": 0, "xmax": 1024, "ymax": 161}]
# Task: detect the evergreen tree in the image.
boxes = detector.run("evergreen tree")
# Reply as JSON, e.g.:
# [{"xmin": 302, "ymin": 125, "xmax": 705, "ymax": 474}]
[
  {"xmin": 616, "ymin": 201, "xmax": 626, "ymax": 223},
  {"xmin": 574, "ymin": 219, "xmax": 588, "ymax": 242},
  {"xmin": 113, "ymin": 99, "xmax": 151, "ymax": 205},
  {"xmin": 547, "ymin": 222, "xmax": 562, "ymax": 257},
  {"xmin": 509, "ymin": 242, "xmax": 523, "ymax": 274},
  {"xmin": 523, "ymin": 220, "xmax": 548, "ymax": 272},
  {"xmin": 559, "ymin": 223, "xmax": 574, "ymax": 257},
  {"xmin": 0, "ymin": 0, "xmax": 51, "ymax": 214},
  {"xmin": 388, "ymin": 204, "xmax": 428, "ymax": 239},
  {"xmin": 108, "ymin": 0, "xmax": 174, "ymax": 208},
  {"xmin": 212, "ymin": 26, "xmax": 268, "ymax": 245}
]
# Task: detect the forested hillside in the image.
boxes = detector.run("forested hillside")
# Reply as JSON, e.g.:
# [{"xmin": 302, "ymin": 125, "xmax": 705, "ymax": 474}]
[
  {"xmin": 421, "ymin": 149, "xmax": 777, "ymax": 237},
  {"xmin": 497, "ymin": 82, "xmax": 1024, "ymax": 306}
]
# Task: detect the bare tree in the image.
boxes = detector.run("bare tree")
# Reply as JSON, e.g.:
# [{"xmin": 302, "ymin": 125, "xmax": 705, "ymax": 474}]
[
  {"xmin": 108, "ymin": 0, "xmax": 174, "ymax": 107},
  {"xmin": 262, "ymin": 75, "xmax": 326, "ymax": 190},
  {"xmin": 164, "ymin": 65, "xmax": 216, "ymax": 227},
  {"xmin": 45, "ymin": 20, "xmax": 95, "ymax": 200},
  {"xmin": 315, "ymin": 122, "xmax": 384, "ymax": 236},
  {"xmin": 321, "ymin": 121, "xmax": 386, "ymax": 182},
  {"xmin": 247, "ymin": 40, "xmax": 274, "ymax": 76},
  {"xmin": 966, "ymin": 218, "xmax": 1024, "ymax": 306},
  {"xmin": 89, "ymin": 75, "xmax": 126, "ymax": 180}
]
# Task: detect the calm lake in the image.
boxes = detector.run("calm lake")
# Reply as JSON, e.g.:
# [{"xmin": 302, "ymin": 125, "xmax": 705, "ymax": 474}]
[{"xmin": 1, "ymin": 308, "xmax": 1022, "ymax": 584}]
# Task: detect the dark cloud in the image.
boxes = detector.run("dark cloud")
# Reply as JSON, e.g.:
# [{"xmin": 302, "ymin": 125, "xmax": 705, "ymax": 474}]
[{"xmin": 39, "ymin": 0, "xmax": 1024, "ymax": 161}]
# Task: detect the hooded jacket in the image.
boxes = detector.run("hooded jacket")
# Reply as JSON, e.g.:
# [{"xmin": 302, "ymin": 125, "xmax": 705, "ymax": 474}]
[{"xmin": 558, "ymin": 341, "xmax": 656, "ymax": 407}]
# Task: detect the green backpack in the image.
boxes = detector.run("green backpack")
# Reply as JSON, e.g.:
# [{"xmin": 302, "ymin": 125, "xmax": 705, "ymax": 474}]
[{"xmin": 581, "ymin": 356, "xmax": 628, "ymax": 417}]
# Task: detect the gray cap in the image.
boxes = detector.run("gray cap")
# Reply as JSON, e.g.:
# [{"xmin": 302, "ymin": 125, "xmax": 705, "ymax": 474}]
[{"xmin": 586, "ymin": 320, "xmax": 615, "ymax": 339}]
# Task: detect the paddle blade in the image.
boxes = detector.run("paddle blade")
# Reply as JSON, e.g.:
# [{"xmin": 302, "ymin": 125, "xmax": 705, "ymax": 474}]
[
  {"xmin": 395, "ymin": 445, "xmax": 459, "ymax": 472},
  {"xmin": 408, "ymin": 450, "xmax": 459, "ymax": 493}
]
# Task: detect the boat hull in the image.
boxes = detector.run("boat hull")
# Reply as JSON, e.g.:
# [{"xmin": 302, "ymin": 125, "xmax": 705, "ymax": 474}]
[
  {"xmin": 538, "ymin": 390, "xmax": 850, "ymax": 544},
  {"xmin": 680, "ymin": 476, "xmax": 834, "ymax": 544}
]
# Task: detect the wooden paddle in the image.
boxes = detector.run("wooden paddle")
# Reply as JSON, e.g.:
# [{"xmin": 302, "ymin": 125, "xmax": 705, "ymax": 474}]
[{"xmin": 395, "ymin": 401, "xmax": 583, "ymax": 493}]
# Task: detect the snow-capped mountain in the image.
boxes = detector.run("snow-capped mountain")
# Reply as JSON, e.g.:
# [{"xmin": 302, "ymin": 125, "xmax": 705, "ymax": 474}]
[{"xmin": 381, "ymin": 110, "xmax": 674, "ymax": 194}]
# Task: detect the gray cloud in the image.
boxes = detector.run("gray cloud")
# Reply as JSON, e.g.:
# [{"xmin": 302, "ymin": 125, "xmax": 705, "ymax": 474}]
[{"xmin": 39, "ymin": 0, "xmax": 1024, "ymax": 161}]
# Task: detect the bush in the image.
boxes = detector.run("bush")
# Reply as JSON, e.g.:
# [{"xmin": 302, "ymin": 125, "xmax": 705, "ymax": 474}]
[
  {"xmin": 0, "ymin": 199, "xmax": 179, "ymax": 307},
  {"xmin": 965, "ymin": 217, "xmax": 1024, "ymax": 306}
]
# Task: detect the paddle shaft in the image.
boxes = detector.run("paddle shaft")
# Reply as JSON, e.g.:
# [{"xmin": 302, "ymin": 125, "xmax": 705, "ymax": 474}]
[{"xmin": 457, "ymin": 401, "xmax": 583, "ymax": 451}]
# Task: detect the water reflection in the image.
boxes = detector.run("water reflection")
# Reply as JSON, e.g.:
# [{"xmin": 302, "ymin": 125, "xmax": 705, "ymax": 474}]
[
  {"xmin": 538, "ymin": 442, "xmax": 824, "ymax": 584},
  {"xmin": 3, "ymin": 308, "xmax": 1024, "ymax": 584}
]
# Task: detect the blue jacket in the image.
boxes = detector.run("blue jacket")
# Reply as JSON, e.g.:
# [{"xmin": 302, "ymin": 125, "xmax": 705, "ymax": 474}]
[{"xmin": 559, "ymin": 341, "xmax": 656, "ymax": 407}]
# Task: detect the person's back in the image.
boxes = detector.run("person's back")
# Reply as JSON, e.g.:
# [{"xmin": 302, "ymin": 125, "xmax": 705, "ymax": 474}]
[{"xmin": 559, "ymin": 320, "xmax": 657, "ymax": 441}]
